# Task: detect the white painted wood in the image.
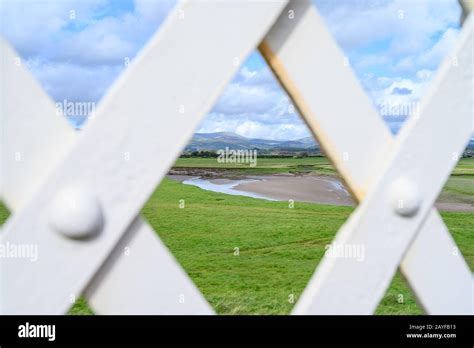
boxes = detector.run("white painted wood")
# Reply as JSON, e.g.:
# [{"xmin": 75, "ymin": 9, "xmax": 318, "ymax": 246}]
[
  {"xmin": 293, "ymin": 13, "xmax": 473, "ymax": 314},
  {"xmin": 0, "ymin": 39, "xmax": 212, "ymax": 314},
  {"xmin": 85, "ymin": 217, "xmax": 213, "ymax": 314},
  {"xmin": 400, "ymin": 210, "xmax": 472, "ymax": 313},
  {"xmin": 1, "ymin": 0, "xmax": 470, "ymax": 316},
  {"xmin": 0, "ymin": 0, "xmax": 288, "ymax": 314},
  {"xmin": 0, "ymin": 39, "xmax": 76, "ymax": 211},
  {"xmin": 86, "ymin": 222, "xmax": 213, "ymax": 315},
  {"xmin": 460, "ymin": 0, "xmax": 474, "ymax": 23},
  {"xmin": 261, "ymin": 0, "xmax": 472, "ymax": 314}
]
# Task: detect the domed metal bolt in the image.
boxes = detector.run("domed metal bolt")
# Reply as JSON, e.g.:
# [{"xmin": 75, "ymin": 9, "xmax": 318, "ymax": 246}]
[
  {"xmin": 49, "ymin": 187, "xmax": 104, "ymax": 239},
  {"xmin": 389, "ymin": 177, "xmax": 421, "ymax": 217}
]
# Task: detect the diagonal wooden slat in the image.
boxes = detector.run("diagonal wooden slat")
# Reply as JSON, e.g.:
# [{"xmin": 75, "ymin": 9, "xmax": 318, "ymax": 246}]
[
  {"xmin": 260, "ymin": 0, "xmax": 472, "ymax": 314},
  {"xmin": 0, "ymin": 40, "xmax": 76, "ymax": 210},
  {"xmin": 1, "ymin": 0, "xmax": 470, "ymax": 316},
  {"xmin": 0, "ymin": 38, "xmax": 213, "ymax": 314},
  {"xmin": 1, "ymin": 0, "xmax": 288, "ymax": 314},
  {"xmin": 85, "ymin": 216, "xmax": 214, "ymax": 314},
  {"xmin": 293, "ymin": 18, "xmax": 473, "ymax": 311},
  {"xmin": 460, "ymin": 0, "xmax": 474, "ymax": 23}
]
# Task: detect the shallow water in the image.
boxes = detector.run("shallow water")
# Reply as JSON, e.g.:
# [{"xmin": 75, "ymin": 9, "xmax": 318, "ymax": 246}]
[
  {"xmin": 182, "ymin": 176, "xmax": 350, "ymax": 202},
  {"xmin": 183, "ymin": 177, "xmax": 278, "ymax": 201},
  {"xmin": 176, "ymin": 174, "xmax": 472, "ymax": 211},
  {"xmin": 319, "ymin": 178, "xmax": 350, "ymax": 194}
]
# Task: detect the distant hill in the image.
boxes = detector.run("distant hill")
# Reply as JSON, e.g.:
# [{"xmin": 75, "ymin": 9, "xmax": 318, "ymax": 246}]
[
  {"xmin": 185, "ymin": 132, "xmax": 319, "ymax": 153},
  {"xmin": 185, "ymin": 132, "xmax": 474, "ymax": 154}
]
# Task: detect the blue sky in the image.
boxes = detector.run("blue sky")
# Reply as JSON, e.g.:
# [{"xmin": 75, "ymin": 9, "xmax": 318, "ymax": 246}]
[{"xmin": 0, "ymin": 0, "xmax": 464, "ymax": 140}]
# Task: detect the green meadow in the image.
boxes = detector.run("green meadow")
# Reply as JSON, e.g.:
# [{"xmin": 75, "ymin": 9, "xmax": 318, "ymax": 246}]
[
  {"xmin": 175, "ymin": 156, "xmax": 336, "ymax": 175},
  {"xmin": 0, "ymin": 157, "xmax": 472, "ymax": 315}
]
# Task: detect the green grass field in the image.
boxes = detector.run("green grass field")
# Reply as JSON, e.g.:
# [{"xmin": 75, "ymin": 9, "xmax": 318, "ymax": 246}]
[
  {"xmin": 175, "ymin": 156, "xmax": 336, "ymax": 175},
  {"xmin": 175, "ymin": 157, "xmax": 474, "ymax": 178},
  {"xmin": 0, "ymin": 157, "xmax": 472, "ymax": 315}
]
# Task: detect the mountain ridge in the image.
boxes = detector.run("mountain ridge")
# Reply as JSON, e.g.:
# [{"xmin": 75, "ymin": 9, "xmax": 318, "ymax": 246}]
[
  {"xmin": 185, "ymin": 132, "xmax": 319, "ymax": 152},
  {"xmin": 185, "ymin": 132, "xmax": 474, "ymax": 153}
]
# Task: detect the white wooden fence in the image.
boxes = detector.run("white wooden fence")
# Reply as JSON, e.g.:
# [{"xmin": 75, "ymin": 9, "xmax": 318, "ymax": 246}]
[{"xmin": 0, "ymin": 0, "xmax": 472, "ymax": 315}]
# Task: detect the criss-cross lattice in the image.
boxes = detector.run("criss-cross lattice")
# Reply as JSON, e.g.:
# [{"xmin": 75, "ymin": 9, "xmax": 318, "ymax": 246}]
[{"xmin": 1, "ymin": 0, "xmax": 472, "ymax": 314}]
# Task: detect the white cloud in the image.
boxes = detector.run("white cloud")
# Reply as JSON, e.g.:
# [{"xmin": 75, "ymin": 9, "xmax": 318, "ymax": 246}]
[
  {"xmin": 134, "ymin": 0, "xmax": 176, "ymax": 21},
  {"xmin": 418, "ymin": 27, "xmax": 459, "ymax": 68},
  {"xmin": 212, "ymin": 82, "xmax": 279, "ymax": 115},
  {"xmin": 196, "ymin": 65, "xmax": 310, "ymax": 140},
  {"xmin": 0, "ymin": 0, "xmax": 176, "ymax": 110},
  {"xmin": 315, "ymin": 0, "xmax": 462, "ymax": 79},
  {"xmin": 235, "ymin": 121, "xmax": 309, "ymax": 140},
  {"xmin": 0, "ymin": 0, "xmax": 107, "ymax": 58},
  {"xmin": 355, "ymin": 54, "xmax": 390, "ymax": 70},
  {"xmin": 1, "ymin": 0, "xmax": 464, "ymax": 139},
  {"xmin": 416, "ymin": 69, "xmax": 434, "ymax": 80},
  {"xmin": 26, "ymin": 60, "xmax": 123, "ymax": 102},
  {"xmin": 52, "ymin": 0, "xmax": 176, "ymax": 66},
  {"xmin": 314, "ymin": 0, "xmax": 461, "ymax": 54},
  {"xmin": 198, "ymin": 116, "xmax": 310, "ymax": 141},
  {"xmin": 53, "ymin": 17, "xmax": 136, "ymax": 65},
  {"xmin": 363, "ymin": 70, "xmax": 434, "ymax": 119}
]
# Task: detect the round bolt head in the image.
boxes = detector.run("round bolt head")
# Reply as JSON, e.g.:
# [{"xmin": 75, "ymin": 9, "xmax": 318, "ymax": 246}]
[
  {"xmin": 389, "ymin": 177, "xmax": 421, "ymax": 217},
  {"xmin": 49, "ymin": 187, "xmax": 104, "ymax": 239}
]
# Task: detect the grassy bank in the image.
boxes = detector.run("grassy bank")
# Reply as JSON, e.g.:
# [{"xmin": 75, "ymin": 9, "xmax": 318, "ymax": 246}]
[
  {"xmin": 1, "ymin": 158, "xmax": 472, "ymax": 314},
  {"xmin": 144, "ymin": 179, "xmax": 473, "ymax": 315},
  {"xmin": 2, "ymin": 174, "xmax": 471, "ymax": 315},
  {"xmin": 174, "ymin": 156, "xmax": 336, "ymax": 175}
]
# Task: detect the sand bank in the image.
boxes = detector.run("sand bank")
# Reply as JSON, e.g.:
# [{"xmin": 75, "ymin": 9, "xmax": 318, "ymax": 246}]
[{"xmin": 167, "ymin": 174, "xmax": 473, "ymax": 212}]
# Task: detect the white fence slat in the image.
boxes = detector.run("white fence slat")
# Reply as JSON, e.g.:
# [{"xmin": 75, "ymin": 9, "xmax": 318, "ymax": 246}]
[
  {"xmin": 0, "ymin": 39, "xmax": 76, "ymax": 211},
  {"xmin": 290, "ymin": 14, "xmax": 473, "ymax": 314},
  {"xmin": 1, "ymin": 0, "xmax": 470, "ymax": 316},
  {"xmin": 400, "ymin": 211, "xmax": 472, "ymax": 313},
  {"xmin": 261, "ymin": 0, "xmax": 391, "ymax": 197},
  {"xmin": 85, "ymin": 217, "xmax": 213, "ymax": 314},
  {"xmin": 1, "ymin": 0, "xmax": 288, "ymax": 314},
  {"xmin": 261, "ymin": 1, "xmax": 472, "ymax": 314},
  {"xmin": 0, "ymin": 38, "xmax": 212, "ymax": 314}
]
